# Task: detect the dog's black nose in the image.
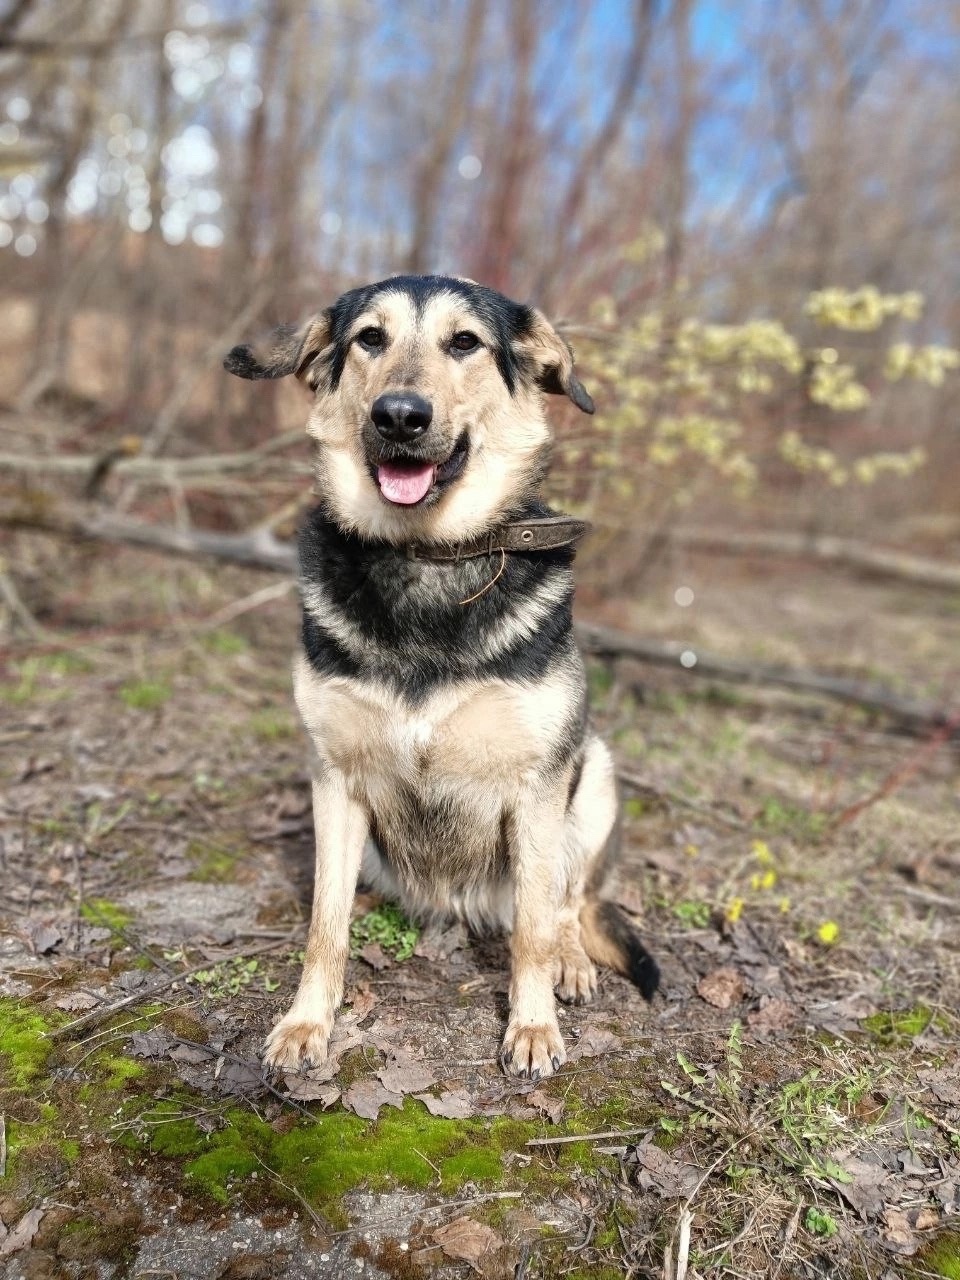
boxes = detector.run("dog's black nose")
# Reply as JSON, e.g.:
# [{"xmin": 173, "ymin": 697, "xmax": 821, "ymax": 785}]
[{"xmin": 371, "ymin": 393, "xmax": 433, "ymax": 442}]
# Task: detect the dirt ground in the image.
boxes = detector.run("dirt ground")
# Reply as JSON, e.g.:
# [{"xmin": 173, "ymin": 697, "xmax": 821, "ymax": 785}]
[{"xmin": 1, "ymin": 528, "xmax": 958, "ymax": 1280}]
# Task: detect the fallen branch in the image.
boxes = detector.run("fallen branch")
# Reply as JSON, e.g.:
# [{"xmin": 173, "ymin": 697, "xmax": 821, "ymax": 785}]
[
  {"xmin": 578, "ymin": 622, "xmax": 957, "ymax": 737},
  {"xmin": 663, "ymin": 526, "xmax": 960, "ymax": 591},
  {"xmin": 6, "ymin": 501, "xmax": 954, "ymax": 735}
]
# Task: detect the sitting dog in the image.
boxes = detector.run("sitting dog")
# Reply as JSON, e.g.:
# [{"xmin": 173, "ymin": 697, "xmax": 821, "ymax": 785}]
[{"xmin": 225, "ymin": 275, "xmax": 658, "ymax": 1080}]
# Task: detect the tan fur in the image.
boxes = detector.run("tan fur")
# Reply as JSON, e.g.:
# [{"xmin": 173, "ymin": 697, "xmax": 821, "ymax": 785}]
[{"xmin": 302, "ymin": 289, "xmax": 551, "ymax": 546}]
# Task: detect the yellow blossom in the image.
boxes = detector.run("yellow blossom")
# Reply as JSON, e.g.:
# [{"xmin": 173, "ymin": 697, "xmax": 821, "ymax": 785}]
[
  {"xmin": 725, "ymin": 897, "xmax": 745, "ymax": 924},
  {"xmin": 816, "ymin": 921, "xmax": 840, "ymax": 945}
]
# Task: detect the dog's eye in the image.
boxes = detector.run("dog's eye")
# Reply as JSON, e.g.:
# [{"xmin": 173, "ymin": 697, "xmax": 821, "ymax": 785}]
[
  {"xmin": 356, "ymin": 327, "xmax": 386, "ymax": 352},
  {"xmin": 449, "ymin": 331, "xmax": 480, "ymax": 354}
]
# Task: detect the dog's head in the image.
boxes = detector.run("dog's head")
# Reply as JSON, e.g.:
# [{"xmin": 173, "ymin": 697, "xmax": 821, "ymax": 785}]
[{"xmin": 225, "ymin": 275, "xmax": 594, "ymax": 543}]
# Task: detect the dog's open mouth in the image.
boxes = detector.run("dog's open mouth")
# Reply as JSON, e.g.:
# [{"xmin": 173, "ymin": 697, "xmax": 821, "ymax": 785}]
[{"xmin": 374, "ymin": 434, "xmax": 469, "ymax": 507}]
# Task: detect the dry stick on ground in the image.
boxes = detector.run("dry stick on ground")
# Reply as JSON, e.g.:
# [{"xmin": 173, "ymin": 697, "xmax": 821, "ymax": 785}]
[
  {"xmin": 48, "ymin": 936, "xmax": 301, "ymax": 1040},
  {"xmin": 5, "ymin": 500, "xmax": 956, "ymax": 735}
]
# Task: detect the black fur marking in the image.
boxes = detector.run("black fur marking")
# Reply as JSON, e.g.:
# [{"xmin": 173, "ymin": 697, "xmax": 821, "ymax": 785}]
[
  {"xmin": 298, "ymin": 497, "xmax": 579, "ymax": 706},
  {"xmin": 597, "ymin": 900, "xmax": 660, "ymax": 1001},
  {"xmin": 319, "ymin": 275, "xmax": 535, "ymax": 396}
]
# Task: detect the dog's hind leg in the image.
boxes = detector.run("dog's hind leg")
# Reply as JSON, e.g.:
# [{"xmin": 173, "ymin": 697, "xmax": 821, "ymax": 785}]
[
  {"xmin": 563, "ymin": 736, "xmax": 660, "ymax": 1001},
  {"xmin": 263, "ymin": 765, "xmax": 367, "ymax": 1072}
]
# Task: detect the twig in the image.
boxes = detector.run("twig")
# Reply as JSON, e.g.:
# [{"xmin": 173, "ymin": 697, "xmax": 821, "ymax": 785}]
[
  {"xmin": 49, "ymin": 937, "xmax": 296, "ymax": 1039},
  {"xmin": 830, "ymin": 711, "xmax": 960, "ymax": 827},
  {"xmin": 254, "ymin": 1154, "xmax": 327, "ymax": 1232},
  {"xmin": 527, "ymin": 1126, "xmax": 649, "ymax": 1147},
  {"xmin": 675, "ymin": 1209, "xmax": 693, "ymax": 1280},
  {"xmin": 199, "ymin": 580, "xmax": 296, "ymax": 631},
  {"xmin": 0, "ymin": 1112, "xmax": 6, "ymax": 1178}
]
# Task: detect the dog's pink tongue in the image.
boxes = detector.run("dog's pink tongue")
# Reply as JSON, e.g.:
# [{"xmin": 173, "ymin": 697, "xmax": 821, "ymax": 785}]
[{"xmin": 377, "ymin": 461, "xmax": 436, "ymax": 505}]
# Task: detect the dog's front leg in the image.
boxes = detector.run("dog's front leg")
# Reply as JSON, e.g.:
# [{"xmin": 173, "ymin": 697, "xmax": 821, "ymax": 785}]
[
  {"xmin": 263, "ymin": 766, "xmax": 367, "ymax": 1073},
  {"xmin": 500, "ymin": 784, "xmax": 567, "ymax": 1080}
]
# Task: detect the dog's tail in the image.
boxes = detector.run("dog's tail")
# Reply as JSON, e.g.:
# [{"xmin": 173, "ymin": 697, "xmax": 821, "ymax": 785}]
[{"xmin": 579, "ymin": 896, "xmax": 659, "ymax": 1000}]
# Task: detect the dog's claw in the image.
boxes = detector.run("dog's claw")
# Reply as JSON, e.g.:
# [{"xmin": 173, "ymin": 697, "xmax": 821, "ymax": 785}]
[{"xmin": 500, "ymin": 1023, "xmax": 566, "ymax": 1080}]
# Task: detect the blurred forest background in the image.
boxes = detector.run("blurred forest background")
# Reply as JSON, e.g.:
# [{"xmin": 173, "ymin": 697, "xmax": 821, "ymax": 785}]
[{"xmin": 1, "ymin": 0, "xmax": 959, "ymax": 573}]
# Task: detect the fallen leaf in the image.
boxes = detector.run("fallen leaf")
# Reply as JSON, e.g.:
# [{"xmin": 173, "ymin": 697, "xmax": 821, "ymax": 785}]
[
  {"xmin": 433, "ymin": 1216, "xmax": 505, "ymax": 1271},
  {"xmin": 55, "ymin": 990, "xmax": 100, "ymax": 1012},
  {"xmin": 631, "ymin": 1142, "xmax": 703, "ymax": 1198},
  {"xmin": 914, "ymin": 1207, "xmax": 940, "ymax": 1232},
  {"xmin": 747, "ymin": 996, "xmax": 797, "ymax": 1033},
  {"xmin": 829, "ymin": 1155, "xmax": 889, "ymax": 1219},
  {"xmin": 27, "ymin": 923, "xmax": 63, "ymax": 955},
  {"xmin": 129, "ymin": 1028, "xmax": 173, "ymax": 1058},
  {"xmin": 344, "ymin": 984, "xmax": 378, "ymax": 1023},
  {"xmin": 696, "ymin": 967, "xmax": 746, "ymax": 1009},
  {"xmin": 415, "ymin": 1089, "xmax": 475, "ymax": 1119},
  {"xmin": 284, "ymin": 1077, "xmax": 341, "ymax": 1106},
  {"xmin": 414, "ymin": 921, "xmax": 467, "ymax": 962},
  {"xmin": 360, "ymin": 942, "xmax": 391, "ymax": 971},
  {"xmin": 342, "ymin": 1078, "xmax": 403, "ymax": 1121},
  {"xmin": 377, "ymin": 1053, "xmax": 437, "ymax": 1095},
  {"xmin": 917, "ymin": 1068, "xmax": 960, "ymax": 1106},
  {"xmin": 169, "ymin": 1042, "xmax": 212, "ymax": 1065},
  {"xmin": 0, "ymin": 1208, "xmax": 44, "ymax": 1257},
  {"xmin": 569, "ymin": 1023, "xmax": 622, "ymax": 1060},
  {"xmin": 881, "ymin": 1207, "xmax": 919, "ymax": 1255},
  {"xmin": 528, "ymin": 1088, "xmax": 565, "ymax": 1124},
  {"xmin": 216, "ymin": 1057, "xmax": 265, "ymax": 1097}
]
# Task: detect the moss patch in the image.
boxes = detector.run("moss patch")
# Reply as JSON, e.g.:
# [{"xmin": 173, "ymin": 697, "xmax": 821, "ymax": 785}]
[
  {"xmin": 0, "ymin": 1000, "xmax": 58, "ymax": 1091},
  {"xmin": 79, "ymin": 897, "xmax": 133, "ymax": 936},
  {"xmin": 862, "ymin": 1006, "xmax": 949, "ymax": 1043},
  {"xmin": 919, "ymin": 1234, "xmax": 960, "ymax": 1280}
]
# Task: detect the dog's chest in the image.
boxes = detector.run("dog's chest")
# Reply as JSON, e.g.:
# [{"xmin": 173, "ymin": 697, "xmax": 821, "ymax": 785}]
[{"xmin": 296, "ymin": 656, "xmax": 560, "ymax": 790}]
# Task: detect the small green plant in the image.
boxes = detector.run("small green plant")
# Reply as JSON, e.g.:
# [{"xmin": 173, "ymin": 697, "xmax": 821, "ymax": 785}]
[
  {"xmin": 203, "ymin": 629, "xmax": 248, "ymax": 656},
  {"xmin": 192, "ymin": 957, "xmax": 274, "ymax": 997},
  {"xmin": 672, "ymin": 899, "xmax": 711, "ymax": 928},
  {"xmin": 120, "ymin": 679, "xmax": 171, "ymax": 711},
  {"xmin": 350, "ymin": 904, "xmax": 420, "ymax": 961},
  {"xmin": 804, "ymin": 1206, "xmax": 838, "ymax": 1238}
]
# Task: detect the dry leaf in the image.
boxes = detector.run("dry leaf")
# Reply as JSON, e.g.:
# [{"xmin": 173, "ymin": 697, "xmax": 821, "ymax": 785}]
[
  {"xmin": 414, "ymin": 921, "xmax": 467, "ymax": 962},
  {"xmin": 342, "ymin": 1078, "xmax": 403, "ymax": 1120},
  {"xmin": 570, "ymin": 1023, "xmax": 622, "ymax": 1059},
  {"xmin": 377, "ymin": 1053, "xmax": 437, "ymax": 1095},
  {"xmin": 27, "ymin": 923, "xmax": 63, "ymax": 955},
  {"xmin": 344, "ymin": 984, "xmax": 378, "ymax": 1024},
  {"xmin": 697, "ymin": 967, "xmax": 746, "ymax": 1009},
  {"xmin": 914, "ymin": 1207, "xmax": 940, "ymax": 1232},
  {"xmin": 284, "ymin": 1078, "xmax": 340, "ymax": 1107},
  {"xmin": 415, "ymin": 1089, "xmax": 475, "ymax": 1119},
  {"xmin": 129, "ymin": 1028, "xmax": 173, "ymax": 1058},
  {"xmin": 527, "ymin": 1088, "xmax": 565, "ymax": 1124},
  {"xmin": 747, "ymin": 996, "xmax": 797, "ymax": 1033},
  {"xmin": 359, "ymin": 942, "xmax": 391, "ymax": 971},
  {"xmin": 829, "ymin": 1155, "xmax": 888, "ymax": 1219},
  {"xmin": 0, "ymin": 1208, "xmax": 44, "ymax": 1258},
  {"xmin": 917, "ymin": 1067, "xmax": 960, "ymax": 1106},
  {"xmin": 881, "ymin": 1207, "xmax": 918, "ymax": 1255},
  {"xmin": 55, "ymin": 990, "xmax": 100, "ymax": 1012},
  {"xmin": 631, "ymin": 1141, "xmax": 703, "ymax": 1199},
  {"xmin": 433, "ymin": 1216, "xmax": 505, "ymax": 1270}
]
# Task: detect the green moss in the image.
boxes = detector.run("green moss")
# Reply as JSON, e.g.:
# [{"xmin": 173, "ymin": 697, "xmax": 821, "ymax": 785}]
[
  {"xmin": 862, "ymin": 1006, "xmax": 948, "ymax": 1043},
  {"xmin": 186, "ymin": 839, "xmax": 240, "ymax": 883},
  {"xmin": 119, "ymin": 679, "xmax": 171, "ymax": 710},
  {"xmin": 79, "ymin": 897, "xmax": 132, "ymax": 935},
  {"xmin": 919, "ymin": 1233, "xmax": 960, "ymax": 1279},
  {"xmin": 0, "ymin": 1000, "xmax": 58, "ymax": 1090}
]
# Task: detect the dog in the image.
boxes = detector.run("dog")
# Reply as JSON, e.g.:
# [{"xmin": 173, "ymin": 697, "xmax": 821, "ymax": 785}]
[{"xmin": 225, "ymin": 274, "xmax": 658, "ymax": 1080}]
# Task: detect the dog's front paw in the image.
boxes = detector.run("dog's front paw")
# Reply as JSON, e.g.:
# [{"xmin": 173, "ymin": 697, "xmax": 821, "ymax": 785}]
[
  {"xmin": 500, "ymin": 1021, "xmax": 566, "ymax": 1080},
  {"xmin": 263, "ymin": 1013, "xmax": 332, "ymax": 1074}
]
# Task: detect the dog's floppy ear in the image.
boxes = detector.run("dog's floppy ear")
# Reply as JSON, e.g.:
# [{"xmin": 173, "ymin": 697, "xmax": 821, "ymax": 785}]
[
  {"xmin": 519, "ymin": 309, "xmax": 595, "ymax": 414},
  {"xmin": 224, "ymin": 312, "xmax": 331, "ymax": 381}
]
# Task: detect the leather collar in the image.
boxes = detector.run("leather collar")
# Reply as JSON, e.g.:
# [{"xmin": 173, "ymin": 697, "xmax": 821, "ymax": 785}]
[{"xmin": 405, "ymin": 514, "xmax": 590, "ymax": 562}]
